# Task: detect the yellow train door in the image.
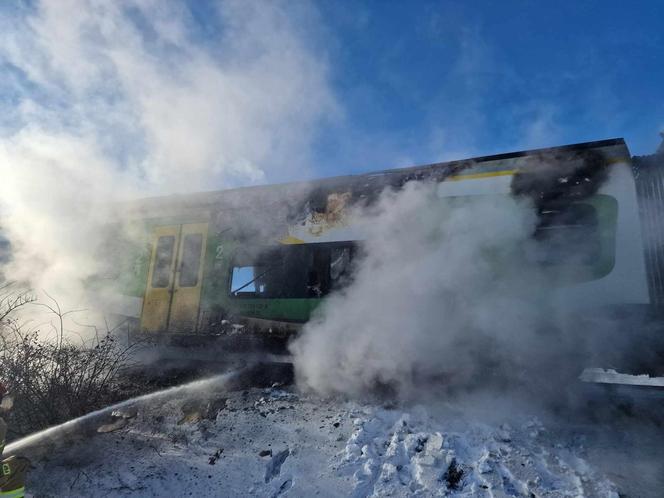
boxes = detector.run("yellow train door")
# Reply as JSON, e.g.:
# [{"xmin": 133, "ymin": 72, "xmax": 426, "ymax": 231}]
[
  {"xmin": 140, "ymin": 223, "xmax": 208, "ymax": 333},
  {"xmin": 169, "ymin": 223, "xmax": 208, "ymax": 333}
]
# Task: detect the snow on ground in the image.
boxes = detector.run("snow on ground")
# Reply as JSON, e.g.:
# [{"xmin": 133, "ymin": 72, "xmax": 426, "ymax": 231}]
[{"xmin": 16, "ymin": 382, "xmax": 631, "ymax": 497}]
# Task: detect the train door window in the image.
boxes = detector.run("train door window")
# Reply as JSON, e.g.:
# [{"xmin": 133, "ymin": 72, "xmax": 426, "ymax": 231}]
[
  {"xmin": 179, "ymin": 233, "xmax": 203, "ymax": 287},
  {"xmin": 532, "ymin": 203, "xmax": 599, "ymax": 266},
  {"xmin": 152, "ymin": 235, "xmax": 176, "ymax": 288}
]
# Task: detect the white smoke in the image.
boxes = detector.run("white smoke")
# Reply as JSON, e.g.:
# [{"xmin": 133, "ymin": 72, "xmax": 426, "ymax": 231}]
[
  {"xmin": 0, "ymin": 0, "xmax": 337, "ymax": 312},
  {"xmin": 291, "ymin": 182, "xmax": 580, "ymax": 400}
]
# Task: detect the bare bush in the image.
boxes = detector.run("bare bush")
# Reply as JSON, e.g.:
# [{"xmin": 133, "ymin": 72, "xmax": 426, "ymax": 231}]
[
  {"xmin": 0, "ymin": 282, "xmax": 34, "ymax": 324},
  {"xmin": 0, "ymin": 289, "xmax": 137, "ymax": 437}
]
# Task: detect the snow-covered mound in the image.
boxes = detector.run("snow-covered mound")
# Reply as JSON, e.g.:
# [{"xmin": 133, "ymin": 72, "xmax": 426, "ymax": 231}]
[
  {"xmin": 342, "ymin": 407, "xmax": 617, "ymax": 497},
  {"xmin": 580, "ymin": 368, "xmax": 664, "ymax": 387},
  {"xmin": 17, "ymin": 385, "xmax": 622, "ymax": 497}
]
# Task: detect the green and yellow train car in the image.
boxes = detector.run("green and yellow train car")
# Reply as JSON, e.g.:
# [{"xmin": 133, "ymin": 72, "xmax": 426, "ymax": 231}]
[{"xmin": 102, "ymin": 138, "xmax": 650, "ymax": 350}]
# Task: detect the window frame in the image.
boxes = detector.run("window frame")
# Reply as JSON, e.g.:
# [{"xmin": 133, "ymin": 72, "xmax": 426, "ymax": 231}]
[{"xmin": 227, "ymin": 242, "xmax": 356, "ymax": 299}]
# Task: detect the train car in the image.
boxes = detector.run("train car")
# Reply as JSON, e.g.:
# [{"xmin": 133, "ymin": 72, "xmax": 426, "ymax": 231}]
[{"xmin": 97, "ymin": 137, "xmax": 654, "ymax": 359}]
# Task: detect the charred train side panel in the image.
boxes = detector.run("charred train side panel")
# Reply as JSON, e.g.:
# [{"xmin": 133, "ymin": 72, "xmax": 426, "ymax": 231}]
[{"xmin": 102, "ymin": 138, "xmax": 651, "ymax": 350}]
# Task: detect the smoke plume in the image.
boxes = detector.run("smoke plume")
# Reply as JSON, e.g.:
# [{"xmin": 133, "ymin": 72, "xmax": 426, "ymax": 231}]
[
  {"xmin": 291, "ymin": 181, "xmax": 583, "ymax": 400},
  {"xmin": 0, "ymin": 0, "xmax": 336, "ymax": 318}
]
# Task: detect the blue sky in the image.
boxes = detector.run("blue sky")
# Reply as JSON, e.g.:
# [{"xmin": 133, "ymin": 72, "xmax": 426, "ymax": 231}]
[
  {"xmin": 1, "ymin": 0, "xmax": 663, "ymax": 189},
  {"xmin": 310, "ymin": 0, "xmax": 664, "ymax": 176}
]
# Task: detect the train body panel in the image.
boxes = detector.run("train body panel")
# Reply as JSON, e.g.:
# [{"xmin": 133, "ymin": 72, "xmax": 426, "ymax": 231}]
[{"xmin": 96, "ymin": 138, "xmax": 656, "ymax": 343}]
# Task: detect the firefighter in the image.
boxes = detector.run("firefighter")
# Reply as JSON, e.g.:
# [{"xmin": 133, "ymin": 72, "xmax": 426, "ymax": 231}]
[{"xmin": 0, "ymin": 383, "xmax": 29, "ymax": 498}]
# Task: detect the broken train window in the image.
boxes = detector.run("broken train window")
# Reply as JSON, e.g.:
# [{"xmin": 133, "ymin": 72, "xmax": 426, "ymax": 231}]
[
  {"xmin": 229, "ymin": 243, "xmax": 356, "ymax": 298},
  {"xmin": 530, "ymin": 202, "xmax": 600, "ymax": 267}
]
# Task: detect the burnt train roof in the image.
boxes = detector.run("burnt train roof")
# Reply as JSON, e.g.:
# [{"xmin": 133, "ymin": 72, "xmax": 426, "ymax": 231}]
[{"xmin": 123, "ymin": 137, "xmax": 628, "ymax": 214}]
